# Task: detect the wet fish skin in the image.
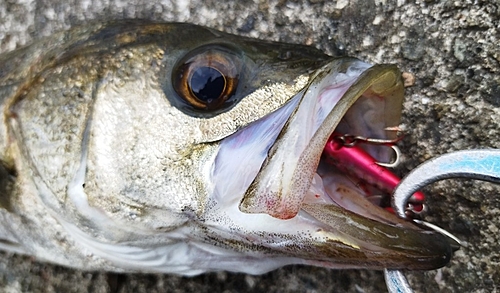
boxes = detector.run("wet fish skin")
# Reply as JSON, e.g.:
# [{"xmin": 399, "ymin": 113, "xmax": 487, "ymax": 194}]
[{"xmin": 0, "ymin": 21, "xmax": 451, "ymax": 274}]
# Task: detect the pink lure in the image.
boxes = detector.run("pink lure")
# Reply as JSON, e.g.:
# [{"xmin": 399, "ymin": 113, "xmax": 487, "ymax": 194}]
[{"xmin": 323, "ymin": 134, "xmax": 425, "ymax": 213}]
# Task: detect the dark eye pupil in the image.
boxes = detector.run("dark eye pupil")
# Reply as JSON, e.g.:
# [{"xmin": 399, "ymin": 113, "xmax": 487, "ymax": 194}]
[{"xmin": 190, "ymin": 67, "xmax": 225, "ymax": 103}]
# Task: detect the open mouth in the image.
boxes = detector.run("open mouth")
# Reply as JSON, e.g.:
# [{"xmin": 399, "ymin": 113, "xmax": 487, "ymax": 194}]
[
  {"xmin": 237, "ymin": 58, "xmax": 422, "ymax": 222},
  {"xmin": 210, "ymin": 57, "xmax": 452, "ymax": 271}
]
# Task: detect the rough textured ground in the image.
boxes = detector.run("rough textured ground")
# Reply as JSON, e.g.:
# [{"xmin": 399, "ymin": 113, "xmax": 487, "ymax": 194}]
[{"xmin": 0, "ymin": 0, "xmax": 499, "ymax": 292}]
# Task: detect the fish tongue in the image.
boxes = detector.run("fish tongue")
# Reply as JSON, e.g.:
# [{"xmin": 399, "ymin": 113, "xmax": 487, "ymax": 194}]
[{"xmin": 240, "ymin": 61, "xmax": 405, "ymax": 220}]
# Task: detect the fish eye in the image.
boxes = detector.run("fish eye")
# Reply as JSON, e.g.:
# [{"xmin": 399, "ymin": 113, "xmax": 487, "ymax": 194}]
[{"xmin": 173, "ymin": 46, "xmax": 241, "ymax": 110}]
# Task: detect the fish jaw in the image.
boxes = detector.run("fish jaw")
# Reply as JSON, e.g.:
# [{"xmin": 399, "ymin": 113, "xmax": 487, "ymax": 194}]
[{"xmin": 206, "ymin": 58, "xmax": 452, "ymax": 272}]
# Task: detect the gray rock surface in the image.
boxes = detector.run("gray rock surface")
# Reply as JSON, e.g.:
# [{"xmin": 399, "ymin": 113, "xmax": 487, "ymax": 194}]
[{"xmin": 0, "ymin": 0, "xmax": 499, "ymax": 292}]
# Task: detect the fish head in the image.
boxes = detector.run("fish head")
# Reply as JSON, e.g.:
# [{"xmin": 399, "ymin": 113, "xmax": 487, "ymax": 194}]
[{"xmin": 4, "ymin": 22, "xmax": 451, "ymax": 274}]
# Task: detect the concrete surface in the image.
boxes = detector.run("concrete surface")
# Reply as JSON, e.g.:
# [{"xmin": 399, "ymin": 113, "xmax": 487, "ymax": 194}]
[{"xmin": 0, "ymin": 0, "xmax": 499, "ymax": 292}]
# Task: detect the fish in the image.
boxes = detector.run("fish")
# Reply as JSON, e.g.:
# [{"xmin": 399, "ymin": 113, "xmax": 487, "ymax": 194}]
[{"xmin": 0, "ymin": 20, "xmax": 452, "ymax": 275}]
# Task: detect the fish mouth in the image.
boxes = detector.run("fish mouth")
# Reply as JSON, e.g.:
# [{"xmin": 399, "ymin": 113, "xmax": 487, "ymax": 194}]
[
  {"xmin": 212, "ymin": 58, "xmax": 452, "ymax": 271},
  {"xmin": 239, "ymin": 58, "xmax": 406, "ymax": 220}
]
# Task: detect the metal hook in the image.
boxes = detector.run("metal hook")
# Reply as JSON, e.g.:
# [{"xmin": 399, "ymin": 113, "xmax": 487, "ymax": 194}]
[
  {"xmin": 384, "ymin": 269, "xmax": 414, "ymax": 293},
  {"xmin": 405, "ymin": 202, "xmax": 427, "ymax": 216},
  {"xmin": 332, "ymin": 133, "xmax": 403, "ymax": 147},
  {"xmin": 413, "ymin": 219, "xmax": 467, "ymax": 247},
  {"xmin": 392, "ymin": 149, "xmax": 500, "ymax": 219},
  {"xmin": 375, "ymin": 145, "xmax": 402, "ymax": 168},
  {"xmin": 332, "ymin": 133, "xmax": 403, "ymax": 168},
  {"xmin": 363, "ymin": 136, "xmax": 404, "ymax": 146},
  {"xmin": 385, "ymin": 149, "xmax": 500, "ymax": 293}
]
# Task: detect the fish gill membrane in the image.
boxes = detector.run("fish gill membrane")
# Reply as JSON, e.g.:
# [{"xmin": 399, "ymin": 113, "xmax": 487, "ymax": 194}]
[{"xmin": 0, "ymin": 21, "xmax": 452, "ymax": 275}]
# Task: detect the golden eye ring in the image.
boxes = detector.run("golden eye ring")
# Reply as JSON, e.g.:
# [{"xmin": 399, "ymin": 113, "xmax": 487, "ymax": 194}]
[{"xmin": 173, "ymin": 47, "xmax": 240, "ymax": 110}]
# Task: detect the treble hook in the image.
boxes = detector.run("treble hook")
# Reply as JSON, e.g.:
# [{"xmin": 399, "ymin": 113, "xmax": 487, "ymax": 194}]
[
  {"xmin": 332, "ymin": 133, "xmax": 403, "ymax": 168},
  {"xmin": 385, "ymin": 149, "xmax": 500, "ymax": 293},
  {"xmin": 375, "ymin": 145, "xmax": 402, "ymax": 168}
]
